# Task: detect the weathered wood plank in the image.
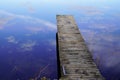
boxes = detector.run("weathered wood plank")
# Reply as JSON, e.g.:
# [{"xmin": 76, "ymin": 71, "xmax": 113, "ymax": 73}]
[{"xmin": 57, "ymin": 15, "xmax": 105, "ymax": 80}]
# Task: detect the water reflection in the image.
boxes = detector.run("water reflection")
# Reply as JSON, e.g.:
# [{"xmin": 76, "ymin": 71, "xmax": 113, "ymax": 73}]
[
  {"xmin": 0, "ymin": 10, "xmax": 57, "ymax": 80},
  {"xmin": 0, "ymin": 0, "xmax": 120, "ymax": 80}
]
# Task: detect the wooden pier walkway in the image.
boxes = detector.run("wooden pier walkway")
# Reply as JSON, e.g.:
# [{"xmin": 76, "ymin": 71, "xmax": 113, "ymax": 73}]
[{"xmin": 56, "ymin": 15, "xmax": 104, "ymax": 80}]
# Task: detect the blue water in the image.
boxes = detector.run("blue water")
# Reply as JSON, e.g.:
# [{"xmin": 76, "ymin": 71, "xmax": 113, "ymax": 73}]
[{"xmin": 0, "ymin": 0, "xmax": 120, "ymax": 80}]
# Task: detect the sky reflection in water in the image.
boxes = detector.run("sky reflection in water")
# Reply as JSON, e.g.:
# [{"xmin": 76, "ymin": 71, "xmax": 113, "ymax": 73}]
[{"xmin": 0, "ymin": 0, "xmax": 120, "ymax": 80}]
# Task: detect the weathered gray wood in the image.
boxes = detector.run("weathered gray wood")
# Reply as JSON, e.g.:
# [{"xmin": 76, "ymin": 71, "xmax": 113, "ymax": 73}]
[{"xmin": 57, "ymin": 15, "xmax": 105, "ymax": 80}]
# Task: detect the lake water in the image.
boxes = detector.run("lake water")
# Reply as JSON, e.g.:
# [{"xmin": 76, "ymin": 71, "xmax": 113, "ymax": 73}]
[{"xmin": 0, "ymin": 0, "xmax": 120, "ymax": 80}]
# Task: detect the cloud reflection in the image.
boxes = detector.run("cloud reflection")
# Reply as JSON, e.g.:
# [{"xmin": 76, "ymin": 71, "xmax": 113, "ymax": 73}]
[
  {"xmin": 6, "ymin": 36, "xmax": 18, "ymax": 44},
  {"xmin": 22, "ymin": 1, "xmax": 36, "ymax": 13},
  {"xmin": 81, "ymin": 28, "xmax": 120, "ymax": 75},
  {"xmin": 26, "ymin": 26, "xmax": 43, "ymax": 32},
  {"xmin": 20, "ymin": 40, "xmax": 36, "ymax": 51},
  {"xmin": 0, "ymin": 10, "xmax": 56, "ymax": 31},
  {"xmin": 70, "ymin": 6, "xmax": 104, "ymax": 16}
]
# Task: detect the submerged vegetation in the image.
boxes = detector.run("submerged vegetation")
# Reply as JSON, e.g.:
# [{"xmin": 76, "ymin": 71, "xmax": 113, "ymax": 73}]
[{"xmin": 29, "ymin": 64, "xmax": 51, "ymax": 80}]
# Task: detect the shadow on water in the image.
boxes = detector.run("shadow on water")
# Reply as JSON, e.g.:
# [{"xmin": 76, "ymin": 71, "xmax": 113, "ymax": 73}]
[{"xmin": 56, "ymin": 32, "xmax": 61, "ymax": 78}]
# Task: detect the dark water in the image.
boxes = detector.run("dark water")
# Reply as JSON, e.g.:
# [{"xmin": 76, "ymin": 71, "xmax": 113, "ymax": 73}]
[{"xmin": 0, "ymin": 30, "xmax": 58, "ymax": 80}]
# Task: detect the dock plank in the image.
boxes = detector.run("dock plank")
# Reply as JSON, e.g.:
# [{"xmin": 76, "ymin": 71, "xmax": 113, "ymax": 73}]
[{"xmin": 57, "ymin": 15, "xmax": 105, "ymax": 80}]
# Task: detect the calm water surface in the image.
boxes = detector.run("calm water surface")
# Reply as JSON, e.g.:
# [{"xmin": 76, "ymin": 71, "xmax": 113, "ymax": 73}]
[{"xmin": 0, "ymin": 0, "xmax": 120, "ymax": 80}]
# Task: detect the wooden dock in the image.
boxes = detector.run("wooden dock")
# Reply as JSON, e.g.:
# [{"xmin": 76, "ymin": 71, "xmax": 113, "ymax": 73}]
[{"xmin": 56, "ymin": 15, "xmax": 105, "ymax": 80}]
